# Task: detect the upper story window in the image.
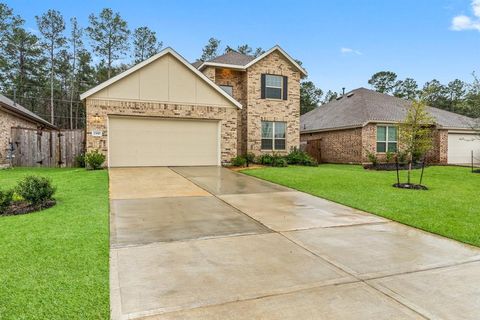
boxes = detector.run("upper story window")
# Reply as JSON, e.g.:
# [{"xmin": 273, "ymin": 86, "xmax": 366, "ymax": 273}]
[
  {"xmin": 219, "ymin": 85, "xmax": 233, "ymax": 97},
  {"xmin": 261, "ymin": 74, "xmax": 288, "ymax": 100},
  {"xmin": 377, "ymin": 125, "xmax": 397, "ymax": 153}
]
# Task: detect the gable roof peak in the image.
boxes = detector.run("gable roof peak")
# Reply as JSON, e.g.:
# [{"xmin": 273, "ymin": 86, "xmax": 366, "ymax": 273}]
[{"xmin": 80, "ymin": 47, "xmax": 242, "ymax": 108}]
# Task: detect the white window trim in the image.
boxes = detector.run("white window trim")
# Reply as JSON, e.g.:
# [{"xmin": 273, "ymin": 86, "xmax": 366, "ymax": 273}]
[
  {"xmin": 376, "ymin": 125, "xmax": 397, "ymax": 153},
  {"xmin": 265, "ymin": 74, "xmax": 283, "ymax": 100},
  {"xmin": 261, "ymin": 121, "xmax": 286, "ymax": 151}
]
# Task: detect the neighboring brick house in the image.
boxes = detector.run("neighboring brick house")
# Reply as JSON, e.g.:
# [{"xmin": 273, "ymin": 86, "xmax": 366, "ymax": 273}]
[
  {"xmin": 0, "ymin": 94, "xmax": 56, "ymax": 167},
  {"xmin": 81, "ymin": 46, "xmax": 306, "ymax": 167},
  {"xmin": 301, "ymin": 88, "xmax": 479, "ymax": 165}
]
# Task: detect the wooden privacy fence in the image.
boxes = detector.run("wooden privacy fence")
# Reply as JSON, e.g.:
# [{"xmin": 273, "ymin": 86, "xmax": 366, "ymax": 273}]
[{"xmin": 10, "ymin": 127, "xmax": 85, "ymax": 167}]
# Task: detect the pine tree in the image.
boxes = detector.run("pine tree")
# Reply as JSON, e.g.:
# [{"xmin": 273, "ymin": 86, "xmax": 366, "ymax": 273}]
[
  {"xmin": 87, "ymin": 8, "xmax": 130, "ymax": 79},
  {"xmin": 133, "ymin": 26, "xmax": 162, "ymax": 64},
  {"xmin": 200, "ymin": 38, "xmax": 220, "ymax": 61},
  {"xmin": 69, "ymin": 17, "xmax": 83, "ymax": 129},
  {"xmin": 36, "ymin": 9, "xmax": 66, "ymax": 125}
]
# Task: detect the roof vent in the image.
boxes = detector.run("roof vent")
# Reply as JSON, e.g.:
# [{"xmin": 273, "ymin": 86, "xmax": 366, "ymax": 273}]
[
  {"xmin": 347, "ymin": 92, "xmax": 354, "ymax": 98},
  {"xmin": 336, "ymin": 96, "xmax": 343, "ymax": 100}
]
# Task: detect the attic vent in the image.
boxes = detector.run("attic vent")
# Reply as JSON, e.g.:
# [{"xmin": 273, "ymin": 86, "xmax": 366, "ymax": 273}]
[
  {"xmin": 336, "ymin": 96, "xmax": 343, "ymax": 100},
  {"xmin": 347, "ymin": 92, "xmax": 354, "ymax": 98}
]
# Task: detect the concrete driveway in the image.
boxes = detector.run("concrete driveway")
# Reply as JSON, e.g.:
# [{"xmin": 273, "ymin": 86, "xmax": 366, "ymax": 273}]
[{"xmin": 109, "ymin": 167, "xmax": 480, "ymax": 320}]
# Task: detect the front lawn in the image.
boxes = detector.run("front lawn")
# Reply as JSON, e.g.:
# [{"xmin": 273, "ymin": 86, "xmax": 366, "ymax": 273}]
[
  {"xmin": 243, "ymin": 165, "xmax": 479, "ymax": 247},
  {"xmin": 0, "ymin": 168, "xmax": 109, "ymax": 319}
]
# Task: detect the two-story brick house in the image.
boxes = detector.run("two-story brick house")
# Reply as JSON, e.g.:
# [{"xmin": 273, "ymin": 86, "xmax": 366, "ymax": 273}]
[
  {"xmin": 81, "ymin": 46, "xmax": 306, "ymax": 167},
  {"xmin": 196, "ymin": 47, "xmax": 306, "ymax": 156}
]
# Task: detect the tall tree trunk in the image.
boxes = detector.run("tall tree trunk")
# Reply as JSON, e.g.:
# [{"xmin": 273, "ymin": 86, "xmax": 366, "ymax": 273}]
[
  {"xmin": 69, "ymin": 37, "xmax": 76, "ymax": 129},
  {"xmin": 50, "ymin": 43, "xmax": 54, "ymax": 125}
]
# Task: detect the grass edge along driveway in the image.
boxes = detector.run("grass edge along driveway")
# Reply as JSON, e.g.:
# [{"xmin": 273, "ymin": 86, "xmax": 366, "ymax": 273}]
[
  {"xmin": 242, "ymin": 164, "xmax": 479, "ymax": 247},
  {"xmin": 0, "ymin": 168, "xmax": 109, "ymax": 320}
]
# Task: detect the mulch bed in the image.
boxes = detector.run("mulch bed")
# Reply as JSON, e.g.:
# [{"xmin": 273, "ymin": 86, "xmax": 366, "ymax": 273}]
[
  {"xmin": 393, "ymin": 183, "xmax": 428, "ymax": 190},
  {"xmin": 364, "ymin": 163, "xmax": 424, "ymax": 171},
  {"xmin": 1, "ymin": 200, "xmax": 56, "ymax": 216}
]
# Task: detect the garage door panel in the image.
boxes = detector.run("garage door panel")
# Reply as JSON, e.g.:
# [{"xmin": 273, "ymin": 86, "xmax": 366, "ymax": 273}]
[
  {"xmin": 448, "ymin": 133, "xmax": 480, "ymax": 165},
  {"xmin": 109, "ymin": 117, "xmax": 219, "ymax": 167}
]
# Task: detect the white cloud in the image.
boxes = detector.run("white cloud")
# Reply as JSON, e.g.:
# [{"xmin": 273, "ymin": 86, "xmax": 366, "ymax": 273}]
[
  {"xmin": 340, "ymin": 47, "xmax": 362, "ymax": 55},
  {"xmin": 473, "ymin": 0, "xmax": 480, "ymax": 17},
  {"xmin": 451, "ymin": 1, "xmax": 480, "ymax": 31}
]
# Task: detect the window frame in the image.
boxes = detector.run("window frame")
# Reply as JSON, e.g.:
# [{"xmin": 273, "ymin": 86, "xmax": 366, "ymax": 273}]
[
  {"xmin": 264, "ymin": 74, "xmax": 283, "ymax": 100},
  {"xmin": 261, "ymin": 121, "xmax": 286, "ymax": 151},
  {"xmin": 219, "ymin": 84, "xmax": 233, "ymax": 97},
  {"xmin": 376, "ymin": 125, "xmax": 398, "ymax": 153}
]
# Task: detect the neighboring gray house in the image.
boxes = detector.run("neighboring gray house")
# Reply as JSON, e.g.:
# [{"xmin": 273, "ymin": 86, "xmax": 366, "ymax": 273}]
[{"xmin": 300, "ymin": 88, "xmax": 479, "ymax": 165}]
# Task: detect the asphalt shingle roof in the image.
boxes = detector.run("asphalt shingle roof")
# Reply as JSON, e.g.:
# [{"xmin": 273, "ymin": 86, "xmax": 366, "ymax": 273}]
[
  {"xmin": 301, "ymin": 88, "xmax": 476, "ymax": 132},
  {"xmin": 206, "ymin": 51, "xmax": 255, "ymax": 66},
  {"xmin": 0, "ymin": 93, "xmax": 55, "ymax": 128}
]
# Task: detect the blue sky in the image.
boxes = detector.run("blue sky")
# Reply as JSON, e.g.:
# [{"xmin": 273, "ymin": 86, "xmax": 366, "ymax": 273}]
[{"xmin": 5, "ymin": 0, "xmax": 480, "ymax": 93}]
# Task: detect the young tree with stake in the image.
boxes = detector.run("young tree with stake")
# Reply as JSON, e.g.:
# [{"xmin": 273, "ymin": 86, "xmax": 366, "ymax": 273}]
[{"xmin": 398, "ymin": 100, "xmax": 435, "ymax": 185}]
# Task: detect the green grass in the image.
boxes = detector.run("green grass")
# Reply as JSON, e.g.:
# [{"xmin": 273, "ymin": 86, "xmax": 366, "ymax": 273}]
[
  {"xmin": 0, "ymin": 168, "xmax": 109, "ymax": 320},
  {"xmin": 243, "ymin": 164, "xmax": 480, "ymax": 247}
]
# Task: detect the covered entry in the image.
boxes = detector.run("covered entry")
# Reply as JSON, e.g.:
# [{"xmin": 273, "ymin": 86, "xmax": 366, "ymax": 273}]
[{"xmin": 108, "ymin": 116, "xmax": 220, "ymax": 167}]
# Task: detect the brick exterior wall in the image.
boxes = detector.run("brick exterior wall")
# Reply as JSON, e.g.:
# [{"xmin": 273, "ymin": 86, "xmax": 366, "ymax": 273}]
[
  {"xmin": 301, "ymin": 123, "xmax": 448, "ymax": 164},
  {"xmin": 201, "ymin": 51, "xmax": 302, "ymax": 157},
  {"xmin": 202, "ymin": 66, "xmax": 216, "ymax": 82},
  {"xmin": 85, "ymin": 99, "xmax": 238, "ymax": 166},
  {"xmin": 214, "ymin": 69, "xmax": 248, "ymax": 155},
  {"xmin": 245, "ymin": 51, "xmax": 300, "ymax": 155},
  {"xmin": 300, "ymin": 128, "xmax": 363, "ymax": 163},
  {"xmin": 0, "ymin": 108, "xmax": 39, "ymax": 165}
]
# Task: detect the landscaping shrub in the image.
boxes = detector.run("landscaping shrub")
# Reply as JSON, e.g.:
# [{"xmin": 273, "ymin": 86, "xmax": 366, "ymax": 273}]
[
  {"xmin": 16, "ymin": 176, "xmax": 56, "ymax": 206},
  {"xmin": 397, "ymin": 151, "xmax": 408, "ymax": 164},
  {"xmin": 0, "ymin": 189, "xmax": 14, "ymax": 214},
  {"xmin": 385, "ymin": 151, "xmax": 394, "ymax": 163},
  {"xmin": 75, "ymin": 153, "xmax": 86, "ymax": 168},
  {"xmin": 244, "ymin": 152, "xmax": 256, "ymax": 167},
  {"xmin": 230, "ymin": 155, "xmax": 247, "ymax": 167},
  {"xmin": 85, "ymin": 150, "xmax": 106, "ymax": 170},
  {"xmin": 285, "ymin": 148, "xmax": 318, "ymax": 166},
  {"xmin": 366, "ymin": 150, "xmax": 378, "ymax": 166},
  {"xmin": 256, "ymin": 154, "xmax": 273, "ymax": 165},
  {"xmin": 272, "ymin": 157, "xmax": 288, "ymax": 167}
]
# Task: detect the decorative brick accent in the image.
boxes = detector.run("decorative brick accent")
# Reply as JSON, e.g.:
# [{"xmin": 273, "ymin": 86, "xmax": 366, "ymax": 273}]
[
  {"xmin": 85, "ymin": 99, "xmax": 237, "ymax": 166},
  {"xmin": 0, "ymin": 108, "xmax": 38, "ymax": 165}
]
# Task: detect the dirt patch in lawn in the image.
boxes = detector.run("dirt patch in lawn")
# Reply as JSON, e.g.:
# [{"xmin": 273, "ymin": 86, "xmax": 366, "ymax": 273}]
[
  {"xmin": 2, "ymin": 200, "xmax": 57, "ymax": 216},
  {"xmin": 393, "ymin": 183, "xmax": 428, "ymax": 190}
]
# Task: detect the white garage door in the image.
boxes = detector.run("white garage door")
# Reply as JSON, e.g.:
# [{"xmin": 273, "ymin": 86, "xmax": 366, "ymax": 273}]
[
  {"xmin": 448, "ymin": 133, "xmax": 480, "ymax": 165},
  {"xmin": 108, "ymin": 116, "xmax": 220, "ymax": 167}
]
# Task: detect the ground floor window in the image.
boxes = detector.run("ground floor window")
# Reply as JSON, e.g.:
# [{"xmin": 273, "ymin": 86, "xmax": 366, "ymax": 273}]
[
  {"xmin": 261, "ymin": 121, "xmax": 286, "ymax": 150},
  {"xmin": 377, "ymin": 125, "xmax": 397, "ymax": 152}
]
